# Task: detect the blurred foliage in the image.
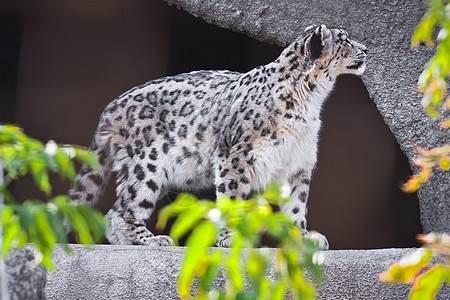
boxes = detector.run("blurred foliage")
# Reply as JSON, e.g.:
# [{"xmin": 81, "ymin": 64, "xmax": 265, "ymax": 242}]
[
  {"xmin": 382, "ymin": 2, "xmax": 450, "ymax": 299},
  {"xmin": 402, "ymin": 0, "xmax": 450, "ymax": 192},
  {"xmin": 401, "ymin": 144, "xmax": 450, "ymax": 192},
  {"xmin": 412, "ymin": 0, "xmax": 450, "ymax": 121},
  {"xmin": 157, "ymin": 183, "xmax": 324, "ymax": 300},
  {"xmin": 380, "ymin": 233, "xmax": 449, "ymax": 300},
  {"xmin": 0, "ymin": 124, "xmax": 106, "ymax": 269}
]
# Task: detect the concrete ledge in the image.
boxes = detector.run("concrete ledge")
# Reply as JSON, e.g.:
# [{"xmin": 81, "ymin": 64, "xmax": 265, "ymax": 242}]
[{"xmin": 46, "ymin": 245, "xmax": 449, "ymax": 299}]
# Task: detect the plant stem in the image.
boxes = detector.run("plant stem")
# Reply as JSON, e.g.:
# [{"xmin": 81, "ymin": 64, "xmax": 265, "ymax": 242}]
[{"xmin": 0, "ymin": 159, "xmax": 9, "ymax": 300}]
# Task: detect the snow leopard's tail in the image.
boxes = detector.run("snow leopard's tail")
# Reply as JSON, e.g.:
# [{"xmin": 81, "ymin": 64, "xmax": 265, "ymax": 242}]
[{"xmin": 68, "ymin": 116, "xmax": 114, "ymax": 207}]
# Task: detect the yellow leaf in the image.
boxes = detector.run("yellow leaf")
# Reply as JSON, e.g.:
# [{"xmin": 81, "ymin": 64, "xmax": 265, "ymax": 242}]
[
  {"xmin": 410, "ymin": 264, "xmax": 447, "ymax": 300},
  {"xmin": 379, "ymin": 248, "xmax": 433, "ymax": 284},
  {"xmin": 439, "ymin": 156, "xmax": 450, "ymax": 170},
  {"xmin": 401, "ymin": 175, "xmax": 422, "ymax": 193},
  {"xmin": 440, "ymin": 119, "xmax": 450, "ymax": 128}
]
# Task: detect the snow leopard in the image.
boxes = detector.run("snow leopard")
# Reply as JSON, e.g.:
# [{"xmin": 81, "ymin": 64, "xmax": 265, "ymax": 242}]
[{"xmin": 69, "ymin": 25, "xmax": 367, "ymax": 249}]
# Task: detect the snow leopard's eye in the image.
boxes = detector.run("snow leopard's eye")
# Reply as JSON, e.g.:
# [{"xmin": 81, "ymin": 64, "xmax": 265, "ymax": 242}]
[{"xmin": 337, "ymin": 29, "xmax": 349, "ymax": 41}]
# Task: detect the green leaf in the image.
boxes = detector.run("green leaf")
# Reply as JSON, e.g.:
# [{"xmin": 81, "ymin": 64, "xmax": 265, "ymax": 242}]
[
  {"xmin": 247, "ymin": 249, "xmax": 268, "ymax": 281},
  {"xmin": 265, "ymin": 213, "xmax": 294, "ymax": 243},
  {"xmin": 53, "ymin": 150, "xmax": 76, "ymax": 181},
  {"xmin": 45, "ymin": 202, "xmax": 70, "ymax": 251},
  {"xmin": 226, "ymin": 233, "xmax": 244, "ymax": 293},
  {"xmin": 2, "ymin": 214, "xmax": 20, "ymax": 257},
  {"xmin": 257, "ymin": 277, "xmax": 270, "ymax": 300},
  {"xmin": 170, "ymin": 205, "xmax": 204, "ymax": 243},
  {"xmin": 216, "ymin": 195, "xmax": 232, "ymax": 213},
  {"xmin": 27, "ymin": 208, "xmax": 56, "ymax": 269},
  {"xmin": 15, "ymin": 230, "xmax": 28, "ymax": 248},
  {"xmin": 261, "ymin": 182, "xmax": 290, "ymax": 205},
  {"xmin": 74, "ymin": 147, "xmax": 100, "ymax": 170},
  {"xmin": 0, "ymin": 184, "xmax": 15, "ymax": 204},
  {"xmin": 170, "ymin": 203, "xmax": 212, "ymax": 244},
  {"xmin": 34, "ymin": 208, "xmax": 57, "ymax": 249},
  {"xmin": 157, "ymin": 193, "xmax": 198, "ymax": 231},
  {"xmin": 412, "ymin": 16, "xmax": 437, "ymax": 47},
  {"xmin": 61, "ymin": 203, "xmax": 95, "ymax": 244},
  {"xmin": 29, "ymin": 158, "xmax": 51, "ymax": 195},
  {"xmin": 16, "ymin": 204, "xmax": 32, "ymax": 236},
  {"xmin": 410, "ymin": 264, "xmax": 448, "ymax": 300},
  {"xmin": 179, "ymin": 221, "xmax": 217, "ymax": 299},
  {"xmin": 246, "ymin": 250, "xmax": 270, "ymax": 299},
  {"xmin": 424, "ymin": 104, "xmax": 442, "ymax": 119},
  {"xmin": 289, "ymin": 266, "xmax": 316, "ymax": 300},
  {"xmin": 75, "ymin": 204, "xmax": 107, "ymax": 242},
  {"xmin": 270, "ymin": 280, "xmax": 287, "ymax": 300},
  {"xmin": 198, "ymin": 251, "xmax": 223, "ymax": 293},
  {"xmin": 1, "ymin": 206, "xmax": 14, "ymax": 225}
]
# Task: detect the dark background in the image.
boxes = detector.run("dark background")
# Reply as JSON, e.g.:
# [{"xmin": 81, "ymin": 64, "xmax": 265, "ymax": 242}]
[{"xmin": 0, "ymin": 0, "xmax": 422, "ymax": 249}]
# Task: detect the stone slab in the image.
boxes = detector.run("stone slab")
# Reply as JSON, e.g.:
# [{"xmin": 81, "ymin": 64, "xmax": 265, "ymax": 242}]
[{"xmin": 45, "ymin": 244, "xmax": 449, "ymax": 299}]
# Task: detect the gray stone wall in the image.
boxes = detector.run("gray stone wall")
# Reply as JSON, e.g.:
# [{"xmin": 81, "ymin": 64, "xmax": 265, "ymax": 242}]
[{"xmin": 163, "ymin": 0, "xmax": 450, "ymax": 234}]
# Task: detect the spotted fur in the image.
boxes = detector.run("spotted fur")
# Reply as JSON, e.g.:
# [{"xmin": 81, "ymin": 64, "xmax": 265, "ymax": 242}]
[{"xmin": 69, "ymin": 25, "xmax": 367, "ymax": 248}]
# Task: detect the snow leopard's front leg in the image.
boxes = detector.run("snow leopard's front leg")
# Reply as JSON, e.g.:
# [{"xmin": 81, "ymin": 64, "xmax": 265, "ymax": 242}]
[
  {"xmin": 282, "ymin": 169, "xmax": 329, "ymax": 250},
  {"xmin": 214, "ymin": 159, "xmax": 253, "ymax": 247}
]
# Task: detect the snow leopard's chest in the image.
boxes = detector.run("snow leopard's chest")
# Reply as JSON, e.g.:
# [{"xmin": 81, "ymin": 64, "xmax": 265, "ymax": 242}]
[{"xmin": 247, "ymin": 115, "xmax": 322, "ymax": 191}]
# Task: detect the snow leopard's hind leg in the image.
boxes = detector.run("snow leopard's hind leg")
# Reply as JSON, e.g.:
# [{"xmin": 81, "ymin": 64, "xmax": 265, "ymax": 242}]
[{"xmin": 106, "ymin": 136, "xmax": 174, "ymax": 246}]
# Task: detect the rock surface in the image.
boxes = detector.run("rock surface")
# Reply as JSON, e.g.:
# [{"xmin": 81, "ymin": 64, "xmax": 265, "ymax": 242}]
[
  {"xmin": 2, "ymin": 247, "xmax": 46, "ymax": 300},
  {"xmin": 162, "ymin": 0, "xmax": 450, "ymax": 234},
  {"xmin": 45, "ymin": 244, "xmax": 449, "ymax": 300}
]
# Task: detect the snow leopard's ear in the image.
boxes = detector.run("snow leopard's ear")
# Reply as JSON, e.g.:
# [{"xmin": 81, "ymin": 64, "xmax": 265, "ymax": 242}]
[
  {"xmin": 308, "ymin": 25, "xmax": 332, "ymax": 60},
  {"xmin": 304, "ymin": 24, "xmax": 316, "ymax": 32}
]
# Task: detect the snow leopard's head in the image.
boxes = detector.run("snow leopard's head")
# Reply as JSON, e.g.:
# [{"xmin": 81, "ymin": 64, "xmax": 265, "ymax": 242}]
[{"xmin": 303, "ymin": 25, "xmax": 367, "ymax": 77}]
